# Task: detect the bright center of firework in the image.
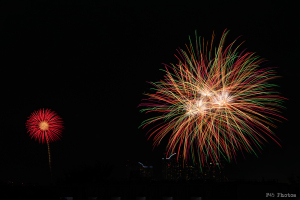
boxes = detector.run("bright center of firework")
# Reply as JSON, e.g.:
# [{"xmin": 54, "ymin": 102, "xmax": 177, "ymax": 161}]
[
  {"xmin": 213, "ymin": 91, "xmax": 233, "ymax": 106},
  {"xmin": 186, "ymin": 90, "xmax": 233, "ymax": 115},
  {"xmin": 194, "ymin": 100, "xmax": 206, "ymax": 113},
  {"xmin": 186, "ymin": 99, "xmax": 208, "ymax": 116},
  {"xmin": 39, "ymin": 121, "xmax": 49, "ymax": 131},
  {"xmin": 199, "ymin": 88, "xmax": 212, "ymax": 97},
  {"xmin": 186, "ymin": 100, "xmax": 205, "ymax": 115}
]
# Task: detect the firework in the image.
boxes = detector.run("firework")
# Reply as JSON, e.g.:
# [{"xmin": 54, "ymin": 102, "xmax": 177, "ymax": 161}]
[
  {"xmin": 26, "ymin": 108, "xmax": 63, "ymax": 143},
  {"xmin": 138, "ymin": 29, "xmax": 287, "ymax": 168},
  {"xmin": 26, "ymin": 108, "xmax": 63, "ymax": 184}
]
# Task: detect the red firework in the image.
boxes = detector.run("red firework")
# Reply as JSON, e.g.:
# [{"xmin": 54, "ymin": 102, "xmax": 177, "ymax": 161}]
[{"xmin": 26, "ymin": 108, "xmax": 63, "ymax": 144}]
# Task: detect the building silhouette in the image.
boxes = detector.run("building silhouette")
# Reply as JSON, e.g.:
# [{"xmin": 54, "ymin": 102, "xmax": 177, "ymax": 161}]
[
  {"xmin": 125, "ymin": 160, "xmax": 154, "ymax": 181},
  {"xmin": 124, "ymin": 153, "xmax": 227, "ymax": 182},
  {"xmin": 138, "ymin": 162, "xmax": 154, "ymax": 180},
  {"xmin": 161, "ymin": 152, "xmax": 227, "ymax": 182}
]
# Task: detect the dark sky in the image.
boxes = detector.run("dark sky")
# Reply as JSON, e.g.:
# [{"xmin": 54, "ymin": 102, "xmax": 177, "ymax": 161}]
[{"xmin": 0, "ymin": 1, "xmax": 298, "ymax": 184}]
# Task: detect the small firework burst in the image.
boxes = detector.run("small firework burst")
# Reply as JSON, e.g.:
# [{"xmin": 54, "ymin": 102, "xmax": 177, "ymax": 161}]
[{"xmin": 26, "ymin": 108, "xmax": 63, "ymax": 144}]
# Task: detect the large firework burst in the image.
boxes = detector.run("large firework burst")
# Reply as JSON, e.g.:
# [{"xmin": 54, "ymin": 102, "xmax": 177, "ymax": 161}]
[
  {"xmin": 138, "ymin": 29, "xmax": 287, "ymax": 168},
  {"xmin": 26, "ymin": 108, "xmax": 63, "ymax": 184}
]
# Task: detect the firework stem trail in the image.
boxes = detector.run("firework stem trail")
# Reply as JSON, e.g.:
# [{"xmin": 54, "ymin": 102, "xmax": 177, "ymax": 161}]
[{"xmin": 46, "ymin": 137, "xmax": 54, "ymax": 185}]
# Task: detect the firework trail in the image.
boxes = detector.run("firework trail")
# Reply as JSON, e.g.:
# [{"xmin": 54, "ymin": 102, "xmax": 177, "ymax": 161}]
[{"xmin": 138, "ymin": 29, "xmax": 287, "ymax": 168}]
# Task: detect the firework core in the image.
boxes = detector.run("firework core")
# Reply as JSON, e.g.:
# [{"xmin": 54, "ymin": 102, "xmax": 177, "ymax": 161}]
[{"xmin": 39, "ymin": 121, "xmax": 49, "ymax": 131}]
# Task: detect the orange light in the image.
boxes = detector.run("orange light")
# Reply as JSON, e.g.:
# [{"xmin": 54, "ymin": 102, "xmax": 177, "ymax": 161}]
[{"xmin": 39, "ymin": 121, "xmax": 49, "ymax": 131}]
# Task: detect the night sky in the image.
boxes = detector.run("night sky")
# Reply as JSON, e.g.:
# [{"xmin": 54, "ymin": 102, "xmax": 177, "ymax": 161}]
[{"xmin": 0, "ymin": 1, "xmax": 298, "ymax": 185}]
